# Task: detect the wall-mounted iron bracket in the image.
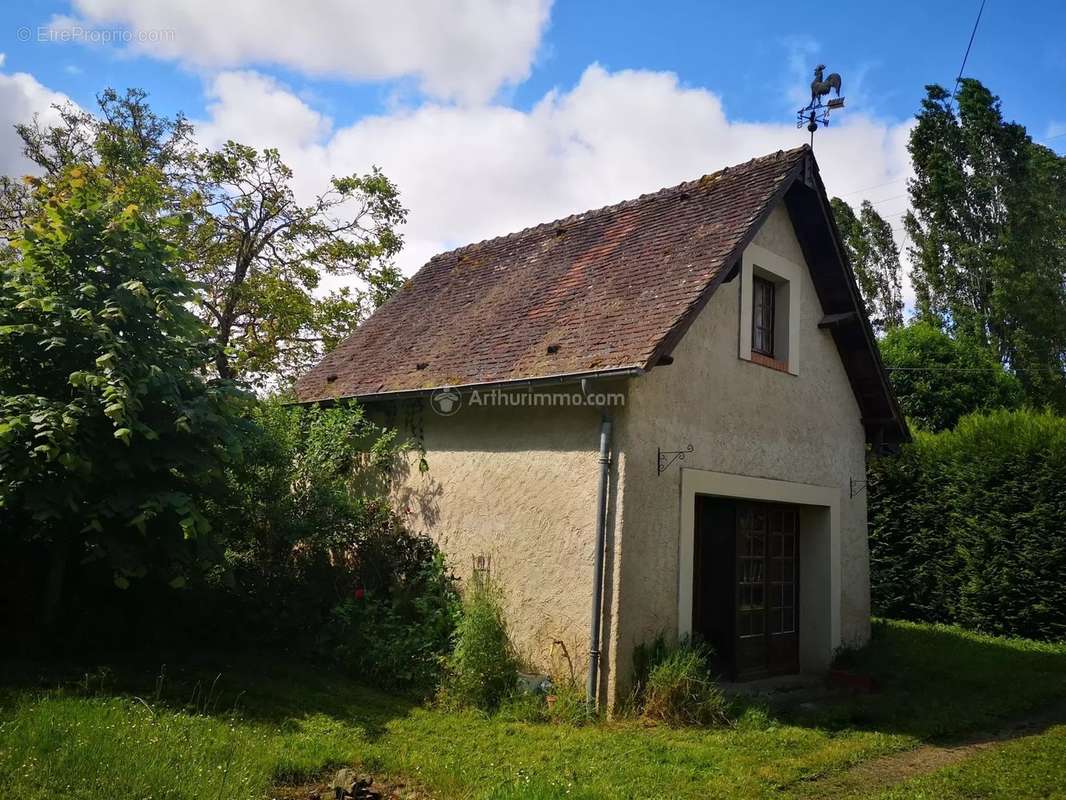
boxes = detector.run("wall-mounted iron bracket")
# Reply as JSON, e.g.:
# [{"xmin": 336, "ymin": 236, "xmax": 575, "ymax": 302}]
[{"xmin": 657, "ymin": 444, "xmax": 694, "ymax": 476}]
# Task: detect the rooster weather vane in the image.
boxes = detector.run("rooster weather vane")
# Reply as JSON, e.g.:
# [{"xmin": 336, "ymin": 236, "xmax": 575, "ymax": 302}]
[{"xmin": 797, "ymin": 64, "xmax": 845, "ymax": 148}]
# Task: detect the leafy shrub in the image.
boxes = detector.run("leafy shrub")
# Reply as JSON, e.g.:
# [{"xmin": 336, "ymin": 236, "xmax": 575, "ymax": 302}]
[
  {"xmin": 200, "ymin": 397, "xmax": 410, "ymax": 651},
  {"xmin": 198, "ymin": 399, "xmax": 461, "ymax": 692},
  {"xmin": 879, "ymin": 322, "xmax": 1023, "ymax": 432},
  {"xmin": 630, "ymin": 635, "xmax": 729, "ymax": 727},
  {"xmin": 0, "ymin": 163, "xmax": 250, "ymax": 635},
  {"xmin": 870, "ymin": 409, "xmax": 1066, "ymax": 641},
  {"xmin": 2, "ymin": 384, "xmax": 461, "ymax": 696},
  {"xmin": 320, "ymin": 548, "xmax": 459, "ymax": 693},
  {"xmin": 438, "ymin": 577, "xmax": 518, "ymax": 711}
]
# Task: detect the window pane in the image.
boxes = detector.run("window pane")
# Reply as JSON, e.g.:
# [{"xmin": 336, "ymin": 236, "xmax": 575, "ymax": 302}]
[
  {"xmin": 768, "ymin": 558, "xmax": 781, "ymax": 582},
  {"xmin": 752, "ymin": 276, "xmax": 776, "ymax": 356},
  {"xmin": 750, "ymin": 610, "xmax": 764, "ymax": 635}
]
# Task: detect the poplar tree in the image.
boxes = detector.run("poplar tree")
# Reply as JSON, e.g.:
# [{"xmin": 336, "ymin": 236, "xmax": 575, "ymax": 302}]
[
  {"xmin": 905, "ymin": 79, "xmax": 1066, "ymax": 409},
  {"xmin": 830, "ymin": 197, "xmax": 904, "ymax": 332}
]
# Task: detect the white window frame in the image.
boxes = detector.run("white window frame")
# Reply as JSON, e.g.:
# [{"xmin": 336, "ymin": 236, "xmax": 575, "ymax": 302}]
[{"xmin": 738, "ymin": 243, "xmax": 802, "ymax": 375}]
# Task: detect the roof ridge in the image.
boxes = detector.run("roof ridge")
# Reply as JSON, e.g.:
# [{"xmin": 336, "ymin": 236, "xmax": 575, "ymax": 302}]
[{"xmin": 427, "ymin": 145, "xmax": 810, "ymax": 264}]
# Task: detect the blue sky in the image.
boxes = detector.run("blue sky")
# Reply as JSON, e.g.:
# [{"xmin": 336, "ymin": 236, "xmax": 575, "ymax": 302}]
[
  {"xmin": 4, "ymin": 1, "xmax": 1064, "ymax": 138},
  {"xmin": 0, "ymin": 1, "xmax": 1062, "ymax": 283},
  {"xmin": 523, "ymin": 0, "xmax": 1065, "ymax": 136}
]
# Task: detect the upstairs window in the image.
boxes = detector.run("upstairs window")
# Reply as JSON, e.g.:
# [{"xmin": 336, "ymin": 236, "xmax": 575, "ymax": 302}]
[
  {"xmin": 739, "ymin": 243, "xmax": 799, "ymax": 375},
  {"xmin": 752, "ymin": 275, "xmax": 776, "ymax": 357}
]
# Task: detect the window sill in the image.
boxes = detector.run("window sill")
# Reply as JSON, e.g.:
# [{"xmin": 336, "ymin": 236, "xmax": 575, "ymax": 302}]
[{"xmin": 747, "ymin": 352, "xmax": 791, "ymax": 373}]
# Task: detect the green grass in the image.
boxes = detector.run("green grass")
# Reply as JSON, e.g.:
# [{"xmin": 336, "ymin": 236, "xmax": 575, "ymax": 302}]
[
  {"xmin": 796, "ymin": 618, "xmax": 1066, "ymax": 738},
  {"xmin": 2, "ymin": 620, "xmax": 1066, "ymax": 799},
  {"xmin": 875, "ymin": 725, "xmax": 1066, "ymax": 800},
  {"xmin": 0, "ymin": 668, "xmax": 395, "ymax": 800}
]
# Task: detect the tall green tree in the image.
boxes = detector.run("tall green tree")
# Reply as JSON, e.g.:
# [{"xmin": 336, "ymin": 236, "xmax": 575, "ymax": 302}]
[
  {"xmin": 831, "ymin": 197, "xmax": 905, "ymax": 332},
  {"xmin": 186, "ymin": 142, "xmax": 405, "ymax": 384},
  {"xmin": 2, "ymin": 89, "xmax": 407, "ymax": 387},
  {"xmin": 905, "ymin": 79, "xmax": 1066, "ymax": 409},
  {"xmin": 0, "ymin": 162, "xmax": 248, "ymax": 622},
  {"xmin": 879, "ymin": 322, "xmax": 1023, "ymax": 432}
]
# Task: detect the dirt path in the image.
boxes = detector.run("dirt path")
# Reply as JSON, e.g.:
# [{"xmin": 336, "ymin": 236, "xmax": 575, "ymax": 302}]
[{"xmin": 789, "ymin": 708, "xmax": 1066, "ymax": 799}]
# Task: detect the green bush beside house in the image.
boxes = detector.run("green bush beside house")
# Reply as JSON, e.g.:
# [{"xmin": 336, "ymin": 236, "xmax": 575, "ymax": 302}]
[{"xmin": 869, "ymin": 409, "xmax": 1066, "ymax": 641}]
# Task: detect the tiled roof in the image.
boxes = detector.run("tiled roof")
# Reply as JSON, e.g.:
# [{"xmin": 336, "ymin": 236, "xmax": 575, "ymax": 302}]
[{"xmin": 295, "ymin": 146, "xmax": 811, "ymax": 402}]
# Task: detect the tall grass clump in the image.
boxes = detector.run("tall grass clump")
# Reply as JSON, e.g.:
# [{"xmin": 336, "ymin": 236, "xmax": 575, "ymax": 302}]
[
  {"xmin": 438, "ymin": 577, "xmax": 518, "ymax": 711},
  {"xmin": 498, "ymin": 677, "xmax": 589, "ymax": 726},
  {"xmin": 631, "ymin": 635, "xmax": 729, "ymax": 727}
]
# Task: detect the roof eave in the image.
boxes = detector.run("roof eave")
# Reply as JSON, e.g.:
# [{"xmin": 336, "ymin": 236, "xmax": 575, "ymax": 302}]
[
  {"xmin": 807, "ymin": 166, "xmax": 911, "ymax": 444},
  {"xmin": 292, "ymin": 365, "xmax": 647, "ymax": 406}
]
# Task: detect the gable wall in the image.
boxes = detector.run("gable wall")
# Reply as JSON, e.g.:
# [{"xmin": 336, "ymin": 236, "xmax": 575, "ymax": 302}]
[{"xmin": 610, "ymin": 202, "xmax": 870, "ymax": 693}]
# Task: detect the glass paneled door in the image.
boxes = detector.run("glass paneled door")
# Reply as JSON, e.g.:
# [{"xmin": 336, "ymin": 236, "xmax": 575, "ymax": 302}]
[{"xmin": 735, "ymin": 503, "xmax": 799, "ymax": 679}]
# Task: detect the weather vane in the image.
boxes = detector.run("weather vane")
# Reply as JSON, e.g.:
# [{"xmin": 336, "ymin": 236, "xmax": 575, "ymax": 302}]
[{"xmin": 797, "ymin": 64, "xmax": 845, "ymax": 148}]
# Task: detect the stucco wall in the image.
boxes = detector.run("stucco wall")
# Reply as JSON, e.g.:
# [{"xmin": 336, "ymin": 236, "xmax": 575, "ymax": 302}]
[
  {"xmin": 387, "ymin": 395, "xmax": 625, "ymax": 689},
  {"xmin": 610, "ymin": 203, "xmax": 871, "ymax": 696}
]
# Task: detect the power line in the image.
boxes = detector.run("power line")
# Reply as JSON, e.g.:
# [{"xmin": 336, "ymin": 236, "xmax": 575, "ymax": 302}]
[
  {"xmin": 836, "ymin": 177, "xmax": 908, "ymax": 198},
  {"xmin": 866, "ymin": 193, "xmax": 909, "ymax": 206},
  {"xmin": 953, "ymin": 0, "xmax": 988, "ymax": 98},
  {"xmin": 887, "ymin": 365, "xmax": 1059, "ymax": 374}
]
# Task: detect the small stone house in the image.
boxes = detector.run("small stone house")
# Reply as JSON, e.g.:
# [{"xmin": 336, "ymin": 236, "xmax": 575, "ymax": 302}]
[{"xmin": 295, "ymin": 145, "xmax": 908, "ymax": 706}]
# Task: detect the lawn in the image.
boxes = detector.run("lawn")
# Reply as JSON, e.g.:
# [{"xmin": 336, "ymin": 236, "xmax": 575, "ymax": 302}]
[
  {"xmin": 2, "ymin": 620, "xmax": 1065, "ymax": 800},
  {"xmin": 875, "ymin": 724, "xmax": 1066, "ymax": 800}
]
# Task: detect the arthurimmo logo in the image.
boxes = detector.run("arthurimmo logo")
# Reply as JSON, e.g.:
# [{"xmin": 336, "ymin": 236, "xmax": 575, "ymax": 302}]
[{"xmin": 430, "ymin": 387, "xmax": 462, "ymax": 416}]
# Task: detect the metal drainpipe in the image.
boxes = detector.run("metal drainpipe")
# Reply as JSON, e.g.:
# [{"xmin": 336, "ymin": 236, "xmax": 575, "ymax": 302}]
[{"xmin": 584, "ymin": 378, "xmax": 613, "ymax": 714}]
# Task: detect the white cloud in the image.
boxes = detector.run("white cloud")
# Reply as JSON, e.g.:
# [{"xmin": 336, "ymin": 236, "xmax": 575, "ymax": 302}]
[
  {"xmin": 0, "ymin": 61, "xmax": 74, "ymax": 179},
  {"xmin": 56, "ymin": 0, "xmax": 552, "ymax": 104},
  {"xmin": 194, "ymin": 65, "xmax": 915, "ymax": 290},
  {"xmin": 200, "ymin": 71, "xmax": 332, "ymax": 152}
]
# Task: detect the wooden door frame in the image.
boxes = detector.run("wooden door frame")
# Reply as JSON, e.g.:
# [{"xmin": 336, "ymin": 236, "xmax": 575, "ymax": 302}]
[{"xmin": 678, "ymin": 468, "xmax": 841, "ymax": 672}]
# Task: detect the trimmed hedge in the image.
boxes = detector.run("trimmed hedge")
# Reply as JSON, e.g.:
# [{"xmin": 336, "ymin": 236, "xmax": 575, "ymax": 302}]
[{"xmin": 869, "ymin": 410, "xmax": 1066, "ymax": 641}]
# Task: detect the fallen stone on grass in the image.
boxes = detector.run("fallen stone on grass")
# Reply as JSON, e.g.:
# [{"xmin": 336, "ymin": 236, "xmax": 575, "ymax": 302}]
[
  {"xmin": 330, "ymin": 768, "xmax": 377, "ymax": 799},
  {"xmin": 330, "ymin": 768, "xmax": 381, "ymax": 797},
  {"xmin": 272, "ymin": 768, "xmax": 429, "ymax": 800}
]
